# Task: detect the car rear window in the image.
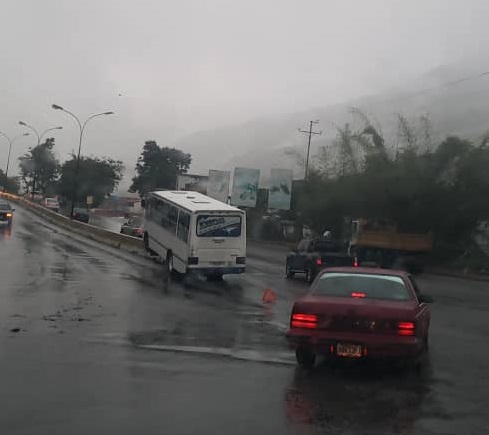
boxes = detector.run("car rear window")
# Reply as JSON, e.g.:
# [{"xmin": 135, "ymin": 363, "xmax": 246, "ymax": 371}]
[
  {"xmin": 131, "ymin": 217, "xmax": 142, "ymax": 226},
  {"xmin": 312, "ymin": 272, "xmax": 411, "ymax": 301},
  {"xmin": 0, "ymin": 203, "xmax": 11, "ymax": 211}
]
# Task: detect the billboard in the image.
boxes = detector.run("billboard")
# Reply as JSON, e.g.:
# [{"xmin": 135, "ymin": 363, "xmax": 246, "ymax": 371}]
[
  {"xmin": 268, "ymin": 168, "xmax": 293, "ymax": 210},
  {"xmin": 231, "ymin": 167, "xmax": 260, "ymax": 207},
  {"xmin": 177, "ymin": 174, "xmax": 209, "ymax": 195},
  {"xmin": 207, "ymin": 170, "xmax": 231, "ymax": 203}
]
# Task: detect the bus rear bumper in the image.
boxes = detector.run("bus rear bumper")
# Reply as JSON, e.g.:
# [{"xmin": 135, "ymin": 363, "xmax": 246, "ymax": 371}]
[{"xmin": 188, "ymin": 267, "xmax": 246, "ymax": 276}]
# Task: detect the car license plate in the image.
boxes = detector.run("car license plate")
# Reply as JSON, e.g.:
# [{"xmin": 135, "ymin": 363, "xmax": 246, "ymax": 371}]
[
  {"xmin": 210, "ymin": 261, "xmax": 225, "ymax": 266},
  {"xmin": 336, "ymin": 343, "xmax": 362, "ymax": 358}
]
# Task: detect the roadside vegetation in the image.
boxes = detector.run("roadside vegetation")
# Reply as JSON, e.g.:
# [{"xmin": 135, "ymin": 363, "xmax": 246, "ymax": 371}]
[{"xmin": 293, "ymin": 110, "xmax": 489, "ymax": 269}]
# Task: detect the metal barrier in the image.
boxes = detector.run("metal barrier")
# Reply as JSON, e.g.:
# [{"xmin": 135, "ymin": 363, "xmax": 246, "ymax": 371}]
[{"xmin": 0, "ymin": 193, "xmax": 145, "ymax": 255}]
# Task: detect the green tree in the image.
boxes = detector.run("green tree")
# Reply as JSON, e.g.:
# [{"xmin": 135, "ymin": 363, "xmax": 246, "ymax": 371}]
[
  {"xmin": 18, "ymin": 138, "xmax": 59, "ymax": 195},
  {"xmin": 129, "ymin": 141, "xmax": 192, "ymax": 197},
  {"xmin": 57, "ymin": 155, "xmax": 124, "ymax": 207},
  {"xmin": 0, "ymin": 169, "xmax": 19, "ymax": 194}
]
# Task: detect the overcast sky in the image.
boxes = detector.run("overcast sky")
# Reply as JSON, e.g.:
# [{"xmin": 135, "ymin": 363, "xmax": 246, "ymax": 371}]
[{"xmin": 1, "ymin": 0, "xmax": 489, "ymax": 181}]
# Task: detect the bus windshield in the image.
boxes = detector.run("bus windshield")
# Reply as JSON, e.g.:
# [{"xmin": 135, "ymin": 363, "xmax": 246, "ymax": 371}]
[{"xmin": 196, "ymin": 215, "xmax": 242, "ymax": 237}]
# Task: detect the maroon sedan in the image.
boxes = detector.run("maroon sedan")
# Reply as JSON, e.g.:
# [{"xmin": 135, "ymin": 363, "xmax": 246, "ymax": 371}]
[{"xmin": 287, "ymin": 267, "xmax": 432, "ymax": 369}]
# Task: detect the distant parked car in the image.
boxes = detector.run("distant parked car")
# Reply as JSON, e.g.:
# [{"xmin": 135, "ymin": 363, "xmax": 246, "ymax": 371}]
[
  {"xmin": 120, "ymin": 216, "xmax": 143, "ymax": 238},
  {"xmin": 44, "ymin": 198, "xmax": 60, "ymax": 213},
  {"xmin": 72, "ymin": 207, "xmax": 89, "ymax": 223}
]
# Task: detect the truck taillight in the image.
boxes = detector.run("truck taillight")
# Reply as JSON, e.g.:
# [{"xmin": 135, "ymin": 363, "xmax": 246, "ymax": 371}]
[
  {"xmin": 291, "ymin": 313, "xmax": 318, "ymax": 329},
  {"xmin": 398, "ymin": 321, "xmax": 415, "ymax": 336},
  {"xmin": 316, "ymin": 258, "xmax": 322, "ymax": 266}
]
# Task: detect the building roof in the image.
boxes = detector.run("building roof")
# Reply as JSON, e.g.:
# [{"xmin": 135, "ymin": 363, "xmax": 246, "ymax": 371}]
[{"xmin": 151, "ymin": 191, "xmax": 242, "ymax": 213}]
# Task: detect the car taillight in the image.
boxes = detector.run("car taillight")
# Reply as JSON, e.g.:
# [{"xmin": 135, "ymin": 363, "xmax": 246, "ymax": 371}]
[
  {"xmin": 236, "ymin": 256, "xmax": 246, "ymax": 265},
  {"xmin": 291, "ymin": 313, "xmax": 318, "ymax": 329},
  {"xmin": 351, "ymin": 292, "xmax": 366, "ymax": 298},
  {"xmin": 136, "ymin": 228, "xmax": 143, "ymax": 235},
  {"xmin": 316, "ymin": 258, "xmax": 322, "ymax": 266},
  {"xmin": 353, "ymin": 257, "xmax": 359, "ymax": 267},
  {"xmin": 398, "ymin": 321, "xmax": 415, "ymax": 336}
]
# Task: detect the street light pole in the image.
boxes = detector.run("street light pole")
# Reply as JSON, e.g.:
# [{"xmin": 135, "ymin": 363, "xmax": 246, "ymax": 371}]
[
  {"xmin": 298, "ymin": 120, "xmax": 322, "ymax": 179},
  {"xmin": 0, "ymin": 132, "xmax": 30, "ymax": 178},
  {"xmin": 51, "ymin": 104, "xmax": 114, "ymax": 219}
]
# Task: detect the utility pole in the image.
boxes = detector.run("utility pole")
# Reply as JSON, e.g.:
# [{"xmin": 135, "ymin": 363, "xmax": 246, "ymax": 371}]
[{"xmin": 298, "ymin": 120, "xmax": 322, "ymax": 179}]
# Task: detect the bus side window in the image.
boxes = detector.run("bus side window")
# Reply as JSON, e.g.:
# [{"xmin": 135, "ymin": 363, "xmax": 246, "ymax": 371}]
[
  {"xmin": 177, "ymin": 212, "xmax": 190, "ymax": 242},
  {"xmin": 161, "ymin": 204, "xmax": 178, "ymax": 234}
]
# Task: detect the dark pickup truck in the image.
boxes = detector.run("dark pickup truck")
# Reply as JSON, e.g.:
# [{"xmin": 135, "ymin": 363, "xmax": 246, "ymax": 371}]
[{"xmin": 286, "ymin": 238, "xmax": 356, "ymax": 282}]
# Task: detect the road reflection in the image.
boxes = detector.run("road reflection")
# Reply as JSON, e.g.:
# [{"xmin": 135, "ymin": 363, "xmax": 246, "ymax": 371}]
[
  {"xmin": 0, "ymin": 226, "xmax": 12, "ymax": 240},
  {"xmin": 285, "ymin": 361, "xmax": 432, "ymax": 434}
]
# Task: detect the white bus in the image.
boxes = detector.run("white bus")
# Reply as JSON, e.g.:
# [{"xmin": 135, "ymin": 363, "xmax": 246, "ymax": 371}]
[{"xmin": 142, "ymin": 191, "xmax": 246, "ymax": 280}]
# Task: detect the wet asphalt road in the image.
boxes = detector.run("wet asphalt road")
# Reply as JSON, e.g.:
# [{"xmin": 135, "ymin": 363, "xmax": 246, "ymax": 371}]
[{"xmin": 1, "ymin": 206, "xmax": 489, "ymax": 434}]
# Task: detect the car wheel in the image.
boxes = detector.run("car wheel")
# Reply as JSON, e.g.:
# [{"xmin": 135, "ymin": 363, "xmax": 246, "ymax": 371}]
[
  {"xmin": 286, "ymin": 266, "xmax": 295, "ymax": 279},
  {"xmin": 296, "ymin": 347, "xmax": 316, "ymax": 370}
]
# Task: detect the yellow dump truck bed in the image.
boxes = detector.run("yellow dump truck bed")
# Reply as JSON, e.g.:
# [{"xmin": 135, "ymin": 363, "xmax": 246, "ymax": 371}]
[{"xmin": 355, "ymin": 230, "xmax": 433, "ymax": 252}]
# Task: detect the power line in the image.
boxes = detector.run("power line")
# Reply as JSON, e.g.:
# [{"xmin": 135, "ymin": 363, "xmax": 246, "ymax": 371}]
[{"xmin": 374, "ymin": 69, "xmax": 489, "ymax": 106}]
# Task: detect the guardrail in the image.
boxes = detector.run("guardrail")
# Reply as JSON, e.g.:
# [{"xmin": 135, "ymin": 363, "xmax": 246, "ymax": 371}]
[{"xmin": 0, "ymin": 193, "xmax": 145, "ymax": 255}]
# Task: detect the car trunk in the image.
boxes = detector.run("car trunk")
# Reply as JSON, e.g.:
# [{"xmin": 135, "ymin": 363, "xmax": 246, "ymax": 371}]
[{"xmin": 293, "ymin": 295, "xmax": 417, "ymax": 334}]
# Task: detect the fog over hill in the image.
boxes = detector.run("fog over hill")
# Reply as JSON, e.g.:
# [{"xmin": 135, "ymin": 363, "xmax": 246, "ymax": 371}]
[{"xmin": 173, "ymin": 59, "xmax": 489, "ymax": 180}]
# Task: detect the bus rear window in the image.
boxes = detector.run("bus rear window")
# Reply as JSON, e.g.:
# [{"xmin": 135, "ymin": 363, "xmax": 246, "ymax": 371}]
[{"xmin": 196, "ymin": 215, "xmax": 242, "ymax": 237}]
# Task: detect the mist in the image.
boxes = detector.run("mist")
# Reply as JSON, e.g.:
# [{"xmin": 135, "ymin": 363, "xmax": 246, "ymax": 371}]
[{"xmin": 1, "ymin": 0, "xmax": 489, "ymax": 190}]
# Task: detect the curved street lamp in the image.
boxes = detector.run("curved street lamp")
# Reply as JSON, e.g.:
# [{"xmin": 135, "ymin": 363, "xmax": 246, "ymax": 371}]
[
  {"xmin": 18, "ymin": 121, "xmax": 63, "ymax": 146},
  {"xmin": 51, "ymin": 104, "xmax": 114, "ymax": 218},
  {"xmin": 0, "ymin": 132, "xmax": 30, "ymax": 178}
]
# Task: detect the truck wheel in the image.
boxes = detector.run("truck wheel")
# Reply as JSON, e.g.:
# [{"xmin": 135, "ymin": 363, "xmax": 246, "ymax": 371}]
[
  {"xmin": 305, "ymin": 268, "xmax": 316, "ymax": 283},
  {"xmin": 286, "ymin": 266, "xmax": 295, "ymax": 279},
  {"xmin": 296, "ymin": 347, "xmax": 316, "ymax": 370}
]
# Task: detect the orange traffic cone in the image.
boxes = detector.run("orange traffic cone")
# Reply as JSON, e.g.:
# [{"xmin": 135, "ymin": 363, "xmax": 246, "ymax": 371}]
[{"xmin": 262, "ymin": 288, "xmax": 277, "ymax": 304}]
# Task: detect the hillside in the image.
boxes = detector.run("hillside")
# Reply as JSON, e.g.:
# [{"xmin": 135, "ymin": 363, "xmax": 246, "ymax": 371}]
[{"xmin": 173, "ymin": 60, "xmax": 489, "ymax": 178}]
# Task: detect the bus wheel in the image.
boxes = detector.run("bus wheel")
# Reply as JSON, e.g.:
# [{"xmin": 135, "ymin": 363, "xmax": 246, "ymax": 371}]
[
  {"xmin": 144, "ymin": 233, "xmax": 156, "ymax": 256},
  {"xmin": 166, "ymin": 252, "xmax": 175, "ymax": 276},
  {"xmin": 166, "ymin": 252, "xmax": 184, "ymax": 281}
]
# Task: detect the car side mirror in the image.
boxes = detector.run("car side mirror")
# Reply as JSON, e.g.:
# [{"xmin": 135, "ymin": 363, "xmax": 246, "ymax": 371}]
[
  {"xmin": 420, "ymin": 294, "xmax": 433, "ymax": 304},
  {"xmin": 11, "ymin": 209, "xmax": 15, "ymax": 212}
]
